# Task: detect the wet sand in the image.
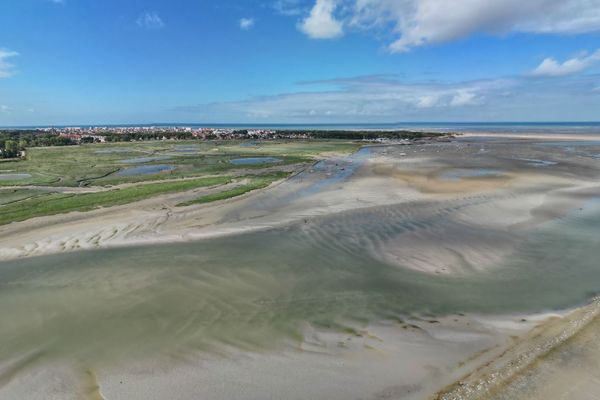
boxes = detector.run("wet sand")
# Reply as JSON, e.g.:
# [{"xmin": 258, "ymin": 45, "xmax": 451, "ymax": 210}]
[{"xmin": 1, "ymin": 133, "xmax": 600, "ymax": 399}]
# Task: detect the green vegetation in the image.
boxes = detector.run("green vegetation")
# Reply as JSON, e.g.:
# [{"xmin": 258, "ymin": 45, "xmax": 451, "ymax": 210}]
[
  {"xmin": 0, "ymin": 139, "xmax": 361, "ymax": 224},
  {"xmin": 0, "ymin": 177, "xmax": 230, "ymax": 225},
  {"xmin": 0, "ymin": 140, "xmax": 357, "ymax": 187},
  {"xmin": 177, "ymin": 172, "xmax": 290, "ymax": 207},
  {"xmin": 0, "ymin": 189, "xmax": 46, "ymax": 205},
  {"xmin": 281, "ymin": 130, "xmax": 447, "ymax": 140}
]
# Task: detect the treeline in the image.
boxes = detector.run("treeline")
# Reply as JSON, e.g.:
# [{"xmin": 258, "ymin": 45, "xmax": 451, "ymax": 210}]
[{"xmin": 0, "ymin": 130, "xmax": 76, "ymax": 159}]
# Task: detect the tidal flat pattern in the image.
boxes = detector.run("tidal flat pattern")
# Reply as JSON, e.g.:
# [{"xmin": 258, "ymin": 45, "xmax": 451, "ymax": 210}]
[{"xmin": 1, "ymin": 193, "xmax": 599, "ymax": 369}]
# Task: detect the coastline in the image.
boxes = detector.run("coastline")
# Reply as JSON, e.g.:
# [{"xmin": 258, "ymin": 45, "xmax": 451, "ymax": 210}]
[{"xmin": 435, "ymin": 297, "xmax": 600, "ymax": 400}]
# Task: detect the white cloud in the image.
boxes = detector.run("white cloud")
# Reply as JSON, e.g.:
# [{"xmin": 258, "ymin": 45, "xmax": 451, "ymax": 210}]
[
  {"xmin": 0, "ymin": 49, "xmax": 18, "ymax": 78},
  {"xmin": 173, "ymin": 75, "xmax": 515, "ymax": 122},
  {"xmin": 531, "ymin": 50, "xmax": 600, "ymax": 77},
  {"xmin": 416, "ymin": 94, "xmax": 441, "ymax": 108},
  {"xmin": 299, "ymin": 0, "xmax": 343, "ymax": 39},
  {"xmin": 173, "ymin": 72, "xmax": 600, "ymax": 122},
  {"xmin": 450, "ymin": 91, "xmax": 480, "ymax": 106},
  {"xmin": 240, "ymin": 18, "xmax": 255, "ymax": 30},
  {"xmin": 1, "ymin": 105, "xmax": 10, "ymax": 113},
  {"xmin": 136, "ymin": 12, "xmax": 164, "ymax": 29},
  {"xmin": 274, "ymin": 0, "xmax": 305, "ymax": 16},
  {"xmin": 298, "ymin": 0, "xmax": 600, "ymax": 51}
]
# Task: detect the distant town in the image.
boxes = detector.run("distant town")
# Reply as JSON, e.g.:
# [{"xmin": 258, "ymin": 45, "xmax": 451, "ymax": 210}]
[
  {"xmin": 0, "ymin": 126, "xmax": 451, "ymax": 159},
  {"xmin": 43, "ymin": 126, "xmax": 310, "ymax": 142}
]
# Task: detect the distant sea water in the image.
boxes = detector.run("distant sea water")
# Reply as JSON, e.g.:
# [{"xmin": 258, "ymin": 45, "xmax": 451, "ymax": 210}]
[{"xmin": 4, "ymin": 122, "xmax": 600, "ymax": 134}]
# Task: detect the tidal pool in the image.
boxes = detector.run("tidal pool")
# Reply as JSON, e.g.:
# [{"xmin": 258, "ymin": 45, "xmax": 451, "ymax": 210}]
[
  {"xmin": 284, "ymin": 146, "xmax": 371, "ymax": 198},
  {"xmin": 115, "ymin": 164, "xmax": 175, "ymax": 176},
  {"xmin": 439, "ymin": 168, "xmax": 504, "ymax": 181},
  {"xmin": 515, "ymin": 158, "xmax": 558, "ymax": 167},
  {"xmin": 120, "ymin": 156, "xmax": 172, "ymax": 164},
  {"xmin": 229, "ymin": 157, "xmax": 282, "ymax": 165}
]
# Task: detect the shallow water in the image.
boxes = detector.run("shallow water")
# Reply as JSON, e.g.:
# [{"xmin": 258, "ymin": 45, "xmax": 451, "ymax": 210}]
[
  {"xmin": 229, "ymin": 157, "xmax": 282, "ymax": 165},
  {"xmin": 115, "ymin": 164, "xmax": 175, "ymax": 176},
  {"xmin": 438, "ymin": 168, "xmax": 504, "ymax": 181},
  {"xmin": 120, "ymin": 156, "xmax": 172, "ymax": 164},
  {"xmin": 514, "ymin": 158, "xmax": 558, "ymax": 167},
  {"xmin": 0, "ymin": 195, "xmax": 599, "ymax": 368},
  {"xmin": 283, "ymin": 146, "xmax": 371, "ymax": 198}
]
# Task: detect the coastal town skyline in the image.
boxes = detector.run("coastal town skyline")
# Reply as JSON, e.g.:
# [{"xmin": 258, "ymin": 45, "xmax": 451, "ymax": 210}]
[{"xmin": 1, "ymin": 0, "xmax": 600, "ymax": 125}]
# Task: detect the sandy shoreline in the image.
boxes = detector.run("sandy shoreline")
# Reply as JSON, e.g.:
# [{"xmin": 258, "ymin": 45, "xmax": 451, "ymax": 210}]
[{"xmin": 435, "ymin": 297, "xmax": 600, "ymax": 400}]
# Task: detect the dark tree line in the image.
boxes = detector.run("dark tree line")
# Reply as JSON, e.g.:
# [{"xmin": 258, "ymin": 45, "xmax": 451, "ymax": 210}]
[
  {"xmin": 0, "ymin": 130, "xmax": 76, "ymax": 158},
  {"xmin": 284, "ymin": 130, "xmax": 446, "ymax": 140}
]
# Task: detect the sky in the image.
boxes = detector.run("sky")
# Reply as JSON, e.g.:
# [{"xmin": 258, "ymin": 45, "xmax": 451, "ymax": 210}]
[{"xmin": 1, "ymin": 0, "xmax": 600, "ymax": 125}]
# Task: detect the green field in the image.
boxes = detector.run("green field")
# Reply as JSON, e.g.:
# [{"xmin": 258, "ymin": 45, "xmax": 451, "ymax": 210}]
[
  {"xmin": 0, "ymin": 177, "xmax": 231, "ymax": 226},
  {"xmin": 0, "ymin": 140, "xmax": 357, "ymax": 187},
  {"xmin": 0, "ymin": 140, "xmax": 360, "ymax": 225}
]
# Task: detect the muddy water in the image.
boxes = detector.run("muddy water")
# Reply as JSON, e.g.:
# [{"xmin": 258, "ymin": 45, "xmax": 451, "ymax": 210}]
[{"xmin": 1, "ymin": 194, "xmax": 599, "ymax": 370}]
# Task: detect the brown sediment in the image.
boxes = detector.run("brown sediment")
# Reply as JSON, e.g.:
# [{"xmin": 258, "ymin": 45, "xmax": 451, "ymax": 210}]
[
  {"xmin": 373, "ymin": 165, "xmax": 514, "ymax": 195},
  {"xmin": 83, "ymin": 369, "xmax": 106, "ymax": 400}
]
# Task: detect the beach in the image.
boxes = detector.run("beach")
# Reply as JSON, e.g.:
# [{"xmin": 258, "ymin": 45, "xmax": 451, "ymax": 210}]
[{"xmin": 1, "ymin": 133, "xmax": 600, "ymax": 399}]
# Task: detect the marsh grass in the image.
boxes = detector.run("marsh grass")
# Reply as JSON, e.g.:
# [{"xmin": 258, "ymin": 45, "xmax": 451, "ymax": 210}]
[
  {"xmin": 0, "ymin": 188, "xmax": 46, "ymax": 205},
  {"xmin": 0, "ymin": 140, "xmax": 359, "ymax": 224},
  {"xmin": 177, "ymin": 172, "xmax": 291, "ymax": 206},
  {"xmin": 0, "ymin": 140, "xmax": 356, "ymax": 187},
  {"xmin": 0, "ymin": 176, "xmax": 231, "ymax": 225}
]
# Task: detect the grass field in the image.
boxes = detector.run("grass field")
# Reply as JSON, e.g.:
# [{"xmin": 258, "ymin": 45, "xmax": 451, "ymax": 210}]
[
  {"xmin": 0, "ymin": 176, "xmax": 231, "ymax": 225},
  {"xmin": 0, "ymin": 140, "xmax": 358, "ymax": 187},
  {"xmin": 0, "ymin": 188, "xmax": 47, "ymax": 205}
]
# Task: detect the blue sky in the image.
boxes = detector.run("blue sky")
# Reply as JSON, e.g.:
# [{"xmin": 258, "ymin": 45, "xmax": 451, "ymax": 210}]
[{"xmin": 1, "ymin": 0, "xmax": 600, "ymax": 125}]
